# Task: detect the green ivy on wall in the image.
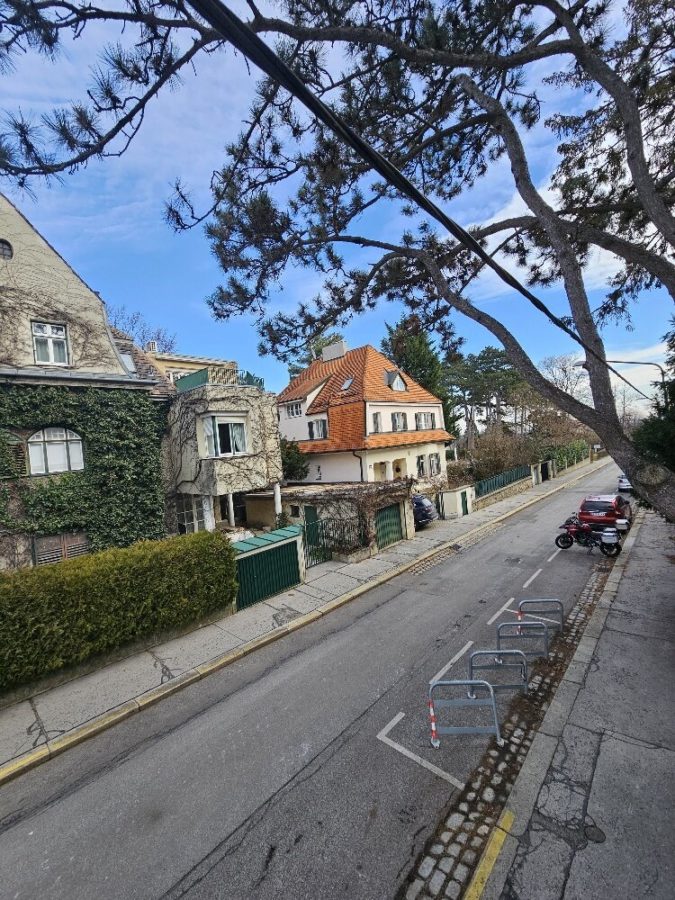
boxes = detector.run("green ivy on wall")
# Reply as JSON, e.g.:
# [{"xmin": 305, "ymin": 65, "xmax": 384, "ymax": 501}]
[{"xmin": 0, "ymin": 384, "xmax": 167, "ymax": 550}]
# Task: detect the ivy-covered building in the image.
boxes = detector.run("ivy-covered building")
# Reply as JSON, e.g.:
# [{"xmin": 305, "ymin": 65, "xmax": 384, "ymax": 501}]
[{"xmin": 0, "ymin": 193, "xmax": 169, "ymax": 569}]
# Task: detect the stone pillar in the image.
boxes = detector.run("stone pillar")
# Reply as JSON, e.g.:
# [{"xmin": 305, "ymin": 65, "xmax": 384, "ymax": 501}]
[
  {"xmin": 203, "ymin": 496, "xmax": 216, "ymax": 532},
  {"xmin": 273, "ymin": 482, "xmax": 282, "ymax": 517},
  {"xmin": 385, "ymin": 460, "xmax": 394, "ymax": 481},
  {"xmin": 226, "ymin": 492, "xmax": 236, "ymax": 527}
]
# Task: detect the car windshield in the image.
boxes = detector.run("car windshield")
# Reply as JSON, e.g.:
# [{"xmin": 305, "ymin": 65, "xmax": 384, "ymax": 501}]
[{"xmin": 582, "ymin": 501, "xmax": 613, "ymax": 513}]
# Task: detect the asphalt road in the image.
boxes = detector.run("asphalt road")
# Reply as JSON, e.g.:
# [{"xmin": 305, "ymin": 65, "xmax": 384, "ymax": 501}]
[{"xmin": 0, "ymin": 466, "xmax": 622, "ymax": 900}]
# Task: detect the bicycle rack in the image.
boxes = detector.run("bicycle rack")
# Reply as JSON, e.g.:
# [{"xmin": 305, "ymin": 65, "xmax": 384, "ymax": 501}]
[
  {"xmin": 496, "ymin": 621, "xmax": 549, "ymax": 659},
  {"xmin": 428, "ymin": 679, "xmax": 504, "ymax": 749},
  {"xmin": 518, "ymin": 598, "xmax": 564, "ymax": 633},
  {"xmin": 467, "ymin": 650, "xmax": 528, "ymax": 698}
]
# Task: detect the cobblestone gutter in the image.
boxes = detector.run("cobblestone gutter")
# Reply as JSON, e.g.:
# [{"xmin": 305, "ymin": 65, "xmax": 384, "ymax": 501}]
[{"xmin": 398, "ymin": 560, "xmax": 611, "ymax": 900}]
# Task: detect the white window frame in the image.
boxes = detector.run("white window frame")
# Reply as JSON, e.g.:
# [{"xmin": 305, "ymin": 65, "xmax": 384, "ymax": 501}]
[
  {"xmin": 415, "ymin": 412, "xmax": 437, "ymax": 430},
  {"xmin": 391, "ymin": 412, "xmax": 408, "ymax": 432},
  {"xmin": 286, "ymin": 402, "xmax": 302, "ymax": 417},
  {"xmin": 203, "ymin": 415, "xmax": 248, "ymax": 457},
  {"xmin": 308, "ymin": 418, "xmax": 328, "ymax": 440},
  {"xmin": 176, "ymin": 494, "xmax": 206, "ymax": 533},
  {"xmin": 429, "ymin": 453, "xmax": 441, "ymax": 476},
  {"xmin": 32, "ymin": 321, "xmax": 69, "ymax": 366},
  {"xmin": 27, "ymin": 428, "xmax": 84, "ymax": 475},
  {"xmin": 372, "ymin": 412, "xmax": 382, "ymax": 434}
]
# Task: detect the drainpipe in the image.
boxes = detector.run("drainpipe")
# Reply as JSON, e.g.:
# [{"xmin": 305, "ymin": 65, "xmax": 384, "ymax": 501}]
[{"xmin": 351, "ymin": 450, "xmax": 364, "ymax": 482}]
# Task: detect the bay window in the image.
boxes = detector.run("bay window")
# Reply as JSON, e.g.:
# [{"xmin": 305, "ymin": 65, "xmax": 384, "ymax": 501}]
[{"xmin": 203, "ymin": 416, "xmax": 248, "ymax": 456}]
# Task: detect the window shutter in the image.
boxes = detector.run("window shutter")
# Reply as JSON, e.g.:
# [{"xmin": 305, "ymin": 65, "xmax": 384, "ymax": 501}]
[{"xmin": 308, "ymin": 421, "xmax": 315, "ymax": 440}]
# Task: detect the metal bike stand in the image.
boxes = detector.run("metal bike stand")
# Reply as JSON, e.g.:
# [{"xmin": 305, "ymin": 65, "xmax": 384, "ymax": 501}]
[
  {"xmin": 496, "ymin": 621, "xmax": 549, "ymax": 659},
  {"xmin": 518, "ymin": 598, "xmax": 564, "ymax": 633},
  {"xmin": 428, "ymin": 679, "xmax": 504, "ymax": 749},
  {"xmin": 467, "ymin": 650, "xmax": 528, "ymax": 698}
]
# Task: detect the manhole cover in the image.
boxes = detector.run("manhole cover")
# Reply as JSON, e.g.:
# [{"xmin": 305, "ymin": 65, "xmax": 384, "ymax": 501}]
[
  {"xmin": 584, "ymin": 825, "xmax": 606, "ymax": 843},
  {"xmin": 504, "ymin": 557, "xmax": 522, "ymax": 565}
]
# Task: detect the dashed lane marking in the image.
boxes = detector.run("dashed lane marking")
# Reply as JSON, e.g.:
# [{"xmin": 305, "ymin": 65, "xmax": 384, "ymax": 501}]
[
  {"xmin": 547, "ymin": 548, "xmax": 562, "ymax": 563},
  {"xmin": 429, "ymin": 640, "xmax": 474, "ymax": 685},
  {"xmin": 522, "ymin": 568, "xmax": 542, "ymax": 589},
  {"xmin": 487, "ymin": 597, "xmax": 515, "ymax": 626},
  {"xmin": 376, "ymin": 713, "xmax": 465, "ymax": 790}
]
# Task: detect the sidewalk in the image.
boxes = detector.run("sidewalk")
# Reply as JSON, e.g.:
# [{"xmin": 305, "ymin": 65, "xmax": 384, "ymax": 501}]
[
  {"xmin": 476, "ymin": 509, "xmax": 675, "ymax": 900},
  {"xmin": 0, "ymin": 457, "xmax": 611, "ymax": 783}
]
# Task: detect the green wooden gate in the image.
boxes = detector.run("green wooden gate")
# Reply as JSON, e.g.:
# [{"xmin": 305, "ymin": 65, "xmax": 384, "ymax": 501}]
[
  {"xmin": 375, "ymin": 503, "xmax": 403, "ymax": 549},
  {"xmin": 304, "ymin": 505, "xmax": 331, "ymax": 566},
  {"xmin": 233, "ymin": 527, "xmax": 302, "ymax": 609}
]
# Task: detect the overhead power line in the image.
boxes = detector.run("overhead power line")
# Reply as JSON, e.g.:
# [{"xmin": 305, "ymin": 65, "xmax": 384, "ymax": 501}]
[{"xmin": 185, "ymin": 0, "xmax": 650, "ymax": 402}]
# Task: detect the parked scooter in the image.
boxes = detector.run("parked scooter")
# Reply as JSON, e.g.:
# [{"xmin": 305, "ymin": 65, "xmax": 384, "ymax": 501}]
[{"xmin": 555, "ymin": 514, "xmax": 622, "ymax": 557}]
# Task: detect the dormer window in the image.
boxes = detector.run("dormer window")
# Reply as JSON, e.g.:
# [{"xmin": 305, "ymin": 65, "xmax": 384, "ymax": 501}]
[
  {"xmin": 32, "ymin": 322, "xmax": 68, "ymax": 366},
  {"xmin": 385, "ymin": 370, "xmax": 407, "ymax": 391}
]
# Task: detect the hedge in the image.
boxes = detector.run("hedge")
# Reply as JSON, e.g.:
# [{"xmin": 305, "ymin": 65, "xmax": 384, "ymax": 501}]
[{"xmin": 0, "ymin": 530, "xmax": 238, "ymax": 691}]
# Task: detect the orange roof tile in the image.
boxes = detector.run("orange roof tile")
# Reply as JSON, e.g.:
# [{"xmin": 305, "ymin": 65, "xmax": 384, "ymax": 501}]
[
  {"xmin": 278, "ymin": 345, "xmax": 442, "ymax": 413},
  {"xmin": 363, "ymin": 428, "xmax": 451, "ymax": 450}
]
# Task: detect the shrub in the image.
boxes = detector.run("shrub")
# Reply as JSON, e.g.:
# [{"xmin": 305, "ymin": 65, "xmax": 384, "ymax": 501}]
[{"xmin": 0, "ymin": 530, "xmax": 237, "ymax": 691}]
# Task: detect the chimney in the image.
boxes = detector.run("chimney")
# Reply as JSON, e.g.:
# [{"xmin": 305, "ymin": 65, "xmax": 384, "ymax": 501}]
[
  {"xmin": 321, "ymin": 339, "xmax": 348, "ymax": 362},
  {"xmin": 146, "ymin": 340, "xmax": 158, "ymax": 352}
]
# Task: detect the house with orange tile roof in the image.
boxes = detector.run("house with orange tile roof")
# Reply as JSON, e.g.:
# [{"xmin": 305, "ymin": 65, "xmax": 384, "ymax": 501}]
[{"xmin": 277, "ymin": 341, "xmax": 452, "ymax": 484}]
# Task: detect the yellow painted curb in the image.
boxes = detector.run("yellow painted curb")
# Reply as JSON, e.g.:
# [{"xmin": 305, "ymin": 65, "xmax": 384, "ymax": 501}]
[
  {"xmin": 47, "ymin": 700, "xmax": 141, "ymax": 759},
  {"xmin": 136, "ymin": 670, "xmax": 202, "ymax": 709},
  {"xmin": 0, "ymin": 745, "xmax": 51, "ymax": 787},
  {"xmin": 464, "ymin": 809, "xmax": 515, "ymax": 900},
  {"xmin": 285, "ymin": 609, "xmax": 324, "ymax": 631},
  {"xmin": 195, "ymin": 647, "xmax": 244, "ymax": 677}
]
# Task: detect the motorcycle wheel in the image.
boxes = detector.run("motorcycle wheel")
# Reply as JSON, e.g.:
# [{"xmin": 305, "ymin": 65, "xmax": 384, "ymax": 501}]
[
  {"xmin": 555, "ymin": 534, "xmax": 574, "ymax": 549},
  {"xmin": 600, "ymin": 543, "xmax": 622, "ymax": 557}
]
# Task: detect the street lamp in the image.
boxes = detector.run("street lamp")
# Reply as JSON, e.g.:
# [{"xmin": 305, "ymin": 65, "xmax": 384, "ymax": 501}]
[{"xmin": 574, "ymin": 358, "xmax": 669, "ymax": 409}]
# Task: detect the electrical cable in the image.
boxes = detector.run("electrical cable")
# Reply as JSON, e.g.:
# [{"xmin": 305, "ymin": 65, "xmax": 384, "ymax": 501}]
[{"xmin": 185, "ymin": 0, "xmax": 650, "ymax": 401}]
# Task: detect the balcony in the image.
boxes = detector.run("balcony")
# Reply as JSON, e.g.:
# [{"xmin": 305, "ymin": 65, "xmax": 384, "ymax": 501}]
[{"xmin": 174, "ymin": 366, "xmax": 264, "ymax": 393}]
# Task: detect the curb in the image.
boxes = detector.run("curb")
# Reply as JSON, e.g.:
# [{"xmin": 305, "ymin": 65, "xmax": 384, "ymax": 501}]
[
  {"xmin": 0, "ymin": 458, "xmax": 612, "ymax": 788},
  {"xmin": 467, "ymin": 507, "xmax": 644, "ymax": 900}
]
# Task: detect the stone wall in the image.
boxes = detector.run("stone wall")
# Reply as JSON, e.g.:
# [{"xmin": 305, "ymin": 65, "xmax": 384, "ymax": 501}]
[{"xmin": 473, "ymin": 477, "xmax": 532, "ymax": 510}]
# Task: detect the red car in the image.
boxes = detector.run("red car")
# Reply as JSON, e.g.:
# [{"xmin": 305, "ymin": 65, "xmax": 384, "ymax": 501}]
[{"xmin": 578, "ymin": 494, "xmax": 632, "ymax": 531}]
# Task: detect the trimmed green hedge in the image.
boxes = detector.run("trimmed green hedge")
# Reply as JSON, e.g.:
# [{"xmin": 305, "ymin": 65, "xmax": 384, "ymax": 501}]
[{"xmin": 0, "ymin": 530, "xmax": 237, "ymax": 691}]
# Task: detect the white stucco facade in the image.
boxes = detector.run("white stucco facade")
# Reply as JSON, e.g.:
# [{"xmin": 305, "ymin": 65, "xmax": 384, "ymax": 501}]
[{"xmin": 365, "ymin": 401, "xmax": 445, "ymax": 435}]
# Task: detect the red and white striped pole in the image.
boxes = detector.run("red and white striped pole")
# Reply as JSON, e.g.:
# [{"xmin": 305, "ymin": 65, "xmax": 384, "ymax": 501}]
[
  {"xmin": 429, "ymin": 696, "xmax": 440, "ymax": 749},
  {"xmin": 517, "ymin": 607, "xmax": 524, "ymax": 635}
]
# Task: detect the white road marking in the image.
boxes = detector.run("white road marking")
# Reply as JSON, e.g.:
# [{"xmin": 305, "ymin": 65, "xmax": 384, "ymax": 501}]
[
  {"xmin": 376, "ymin": 713, "xmax": 465, "ymax": 789},
  {"xmin": 505, "ymin": 608, "xmax": 560, "ymax": 626},
  {"xmin": 522, "ymin": 569, "xmax": 542, "ymax": 589},
  {"xmin": 547, "ymin": 548, "xmax": 562, "ymax": 563},
  {"xmin": 429, "ymin": 640, "xmax": 474, "ymax": 685},
  {"xmin": 487, "ymin": 597, "xmax": 515, "ymax": 626}
]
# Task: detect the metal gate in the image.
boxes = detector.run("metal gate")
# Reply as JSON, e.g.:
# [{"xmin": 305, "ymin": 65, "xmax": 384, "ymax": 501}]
[
  {"xmin": 304, "ymin": 516, "xmax": 368, "ymax": 567},
  {"xmin": 236, "ymin": 540, "xmax": 301, "ymax": 609},
  {"xmin": 375, "ymin": 503, "xmax": 403, "ymax": 549}
]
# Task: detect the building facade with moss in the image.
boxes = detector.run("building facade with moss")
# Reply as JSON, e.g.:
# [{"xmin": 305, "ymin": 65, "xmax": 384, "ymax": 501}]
[{"xmin": 0, "ymin": 194, "xmax": 168, "ymax": 569}]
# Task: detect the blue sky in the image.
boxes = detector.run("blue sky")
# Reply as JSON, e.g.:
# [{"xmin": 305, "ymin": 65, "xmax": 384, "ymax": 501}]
[{"xmin": 2, "ymin": 5, "xmax": 671, "ymax": 403}]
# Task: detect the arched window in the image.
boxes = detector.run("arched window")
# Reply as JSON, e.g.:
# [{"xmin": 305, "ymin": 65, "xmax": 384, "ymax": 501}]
[
  {"xmin": 0, "ymin": 239, "xmax": 12, "ymax": 260},
  {"xmin": 27, "ymin": 428, "xmax": 84, "ymax": 475}
]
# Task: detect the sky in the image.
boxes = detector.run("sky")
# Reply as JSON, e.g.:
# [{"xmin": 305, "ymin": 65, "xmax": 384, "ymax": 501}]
[{"xmin": 2, "ymin": 3, "xmax": 671, "ymax": 408}]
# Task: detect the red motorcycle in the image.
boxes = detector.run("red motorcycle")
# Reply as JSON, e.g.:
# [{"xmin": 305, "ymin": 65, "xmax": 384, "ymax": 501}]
[{"xmin": 555, "ymin": 514, "xmax": 622, "ymax": 557}]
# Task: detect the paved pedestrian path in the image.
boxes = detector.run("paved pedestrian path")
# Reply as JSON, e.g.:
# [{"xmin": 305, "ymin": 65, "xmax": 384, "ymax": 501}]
[
  {"xmin": 0, "ymin": 458, "xmax": 611, "ymax": 782},
  {"xmin": 479, "ymin": 510, "xmax": 675, "ymax": 900}
]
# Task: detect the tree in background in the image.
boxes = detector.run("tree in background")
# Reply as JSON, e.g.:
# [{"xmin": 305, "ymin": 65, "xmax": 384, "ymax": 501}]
[
  {"xmin": 2, "ymin": 0, "xmax": 674, "ymax": 515},
  {"xmin": 283, "ymin": 330, "xmax": 344, "ymax": 379},
  {"xmin": 280, "ymin": 438, "xmax": 309, "ymax": 482},
  {"xmin": 632, "ymin": 317, "xmax": 675, "ymax": 475},
  {"xmin": 106, "ymin": 304, "xmax": 176, "ymax": 353},
  {"xmin": 380, "ymin": 315, "xmax": 462, "ymax": 434}
]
